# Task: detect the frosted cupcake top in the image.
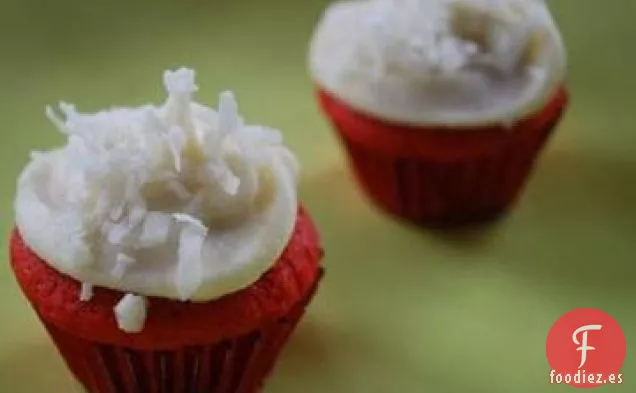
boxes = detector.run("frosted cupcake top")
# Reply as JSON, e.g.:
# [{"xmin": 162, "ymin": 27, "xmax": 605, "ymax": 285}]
[
  {"xmin": 15, "ymin": 68, "xmax": 299, "ymax": 332},
  {"xmin": 309, "ymin": 0, "xmax": 566, "ymax": 126}
]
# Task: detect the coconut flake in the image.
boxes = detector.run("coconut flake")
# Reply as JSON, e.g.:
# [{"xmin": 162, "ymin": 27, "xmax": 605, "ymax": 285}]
[
  {"xmin": 162, "ymin": 69, "xmax": 198, "ymax": 143},
  {"xmin": 220, "ymin": 172, "xmax": 241, "ymax": 196},
  {"xmin": 45, "ymin": 105, "xmax": 70, "ymax": 134},
  {"xmin": 218, "ymin": 91, "xmax": 240, "ymax": 137},
  {"xmin": 59, "ymin": 101, "xmax": 77, "ymax": 117},
  {"xmin": 165, "ymin": 126, "xmax": 186, "ymax": 173},
  {"xmin": 138, "ymin": 212, "xmax": 172, "ymax": 248},
  {"xmin": 221, "ymin": 136, "xmax": 242, "ymax": 156},
  {"xmin": 106, "ymin": 221, "xmax": 133, "ymax": 245},
  {"xmin": 128, "ymin": 201, "xmax": 147, "ymax": 228},
  {"xmin": 79, "ymin": 282, "xmax": 94, "ymax": 301},
  {"xmin": 489, "ymin": 24, "xmax": 528, "ymax": 73},
  {"xmin": 436, "ymin": 36, "xmax": 475, "ymax": 73},
  {"xmin": 172, "ymin": 213, "xmax": 208, "ymax": 233},
  {"xmin": 203, "ymin": 161, "xmax": 240, "ymax": 196},
  {"xmin": 57, "ymin": 102, "xmax": 83, "ymax": 136},
  {"xmin": 114, "ymin": 294, "xmax": 147, "ymax": 333},
  {"xmin": 164, "ymin": 68, "xmax": 198, "ymax": 96},
  {"xmin": 144, "ymin": 108, "xmax": 184, "ymax": 172},
  {"xmin": 122, "ymin": 173, "xmax": 148, "ymax": 228},
  {"xmin": 175, "ymin": 224, "xmax": 206, "ymax": 300},
  {"xmin": 112, "ymin": 253, "xmax": 136, "ymax": 280}
]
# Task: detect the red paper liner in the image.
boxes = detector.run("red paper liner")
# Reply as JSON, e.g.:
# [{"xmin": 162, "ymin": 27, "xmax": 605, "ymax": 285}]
[
  {"xmin": 43, "ymin": 269, "xmax": 323, "ymax": 393},
  {"xmin": 318, "ymin": 87, "xmax": 569, "ymax": 225}
]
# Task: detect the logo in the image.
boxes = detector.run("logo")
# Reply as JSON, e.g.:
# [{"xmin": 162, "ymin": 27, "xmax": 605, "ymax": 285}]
[{"xmin": 546, "ymin": 308, "xmax": 626, "ymax": 388}]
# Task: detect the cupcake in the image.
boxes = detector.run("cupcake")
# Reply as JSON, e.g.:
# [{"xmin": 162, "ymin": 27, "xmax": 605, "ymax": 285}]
[
  {"xmin": 11, "ymin": 68, "xmax": 323, "ymax": 393},
  {"xmin": 309, "ymin": 0, "xmax": 569, "ymax": 225}
]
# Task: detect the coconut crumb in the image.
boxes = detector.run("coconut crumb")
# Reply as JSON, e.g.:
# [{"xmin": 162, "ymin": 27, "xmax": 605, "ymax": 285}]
[
  {"xmin": 172, "ymin": 213, "xmax": 208, "ymax": 233},
  {"xmin": 112, "ymin": 253, "xmax": 136, "ymax": 280},
  {"xmin": 175, "ymin": 222, "xmax": 207, "ymax": 300},
  {"xmin": 114, "ymin": 293, "xmax": 147, "ymax": 333},
  {"xmin": 163, "ymin": 68, "xmax": 198, "ymax": 96},
  {"xmin": 138, "ymin": 212, "xmax": 172, "ymax": 248},
  {"xmin": 79, "ymin": 282, "xmax": 94, "ymax": 302}
]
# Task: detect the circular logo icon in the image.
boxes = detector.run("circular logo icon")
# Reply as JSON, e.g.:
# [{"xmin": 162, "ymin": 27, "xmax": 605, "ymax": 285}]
[{"xmin": 546, "ymin": 308, "xmax": 626, "ymax": 388}]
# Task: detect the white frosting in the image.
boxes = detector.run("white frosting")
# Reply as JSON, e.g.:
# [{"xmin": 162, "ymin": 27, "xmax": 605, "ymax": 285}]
[
  {"xmin": 309, "ymin": 0, "xmax": 566, "ymax": 126},
  {"xmin": 15, "ymin": 68, "xmax": 299, "ymax": 307},
  {"xmin": 114, "ymin": 294, "xmax": 147, "ymax": 333}
]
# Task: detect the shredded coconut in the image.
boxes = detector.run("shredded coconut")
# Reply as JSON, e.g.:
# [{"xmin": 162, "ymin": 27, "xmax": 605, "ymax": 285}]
[
  {"xmin": 106, "ymin": 221, "xmax": 134, "ymax": 245},
  {"xmin": 40, "ymin": 68, "xmax": 284, "ymax": 276},
  {"xmin": 175, "ymin": 223, "xmax": 207, "ymax": 300},
  {"xmin": 79, "ymin": 282, "xmax": 94, "ymax": 301},
  {"xmin": 363, "ymin": 0, "xmax": 545, "ymax": 79},
  {"xmin": 138, "ymin": 212, "xmax": 172, "ymax": 248},
  {"xmin": 112, "ymin": 253, "xmax": 136, "ymax": 280},
  {"xmin": 218, "ymin": 91, "xmax": 240, "ymax": 137},
  {"xmin": 172, "ymin": 212, "xmax": 208, "ymax": 231},
  {"xmin": 114, "ymin": 294, "xmax": 147, "ymax": 333},
  {"xmin": 164, "ymin": 68, "xmax": 198, "ymax": 95}
]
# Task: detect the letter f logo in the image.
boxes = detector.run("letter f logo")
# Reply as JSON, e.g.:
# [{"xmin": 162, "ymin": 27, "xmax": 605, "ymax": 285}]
[{"xmin": 572, "ymin": 324, "xmax": 602, "ymax": 368}]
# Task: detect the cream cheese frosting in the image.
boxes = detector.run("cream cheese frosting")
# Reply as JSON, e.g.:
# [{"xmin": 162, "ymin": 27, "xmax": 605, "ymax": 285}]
[
  {"xmin": 309, "ymin": 0, "xmax": 567, "ymax": 126},
  {"xmin": 15, "ymin": 68, "xmax": 299, "ymax": 319}
]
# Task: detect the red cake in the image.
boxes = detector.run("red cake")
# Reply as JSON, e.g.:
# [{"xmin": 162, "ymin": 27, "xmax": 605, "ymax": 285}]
[
  {"xmin": 309, "ymin": 0, "xmax": 569, "ymax": 225},
  {"xmin": 11, "ymin": 68, "xmax": 324, "ymax": 393}
]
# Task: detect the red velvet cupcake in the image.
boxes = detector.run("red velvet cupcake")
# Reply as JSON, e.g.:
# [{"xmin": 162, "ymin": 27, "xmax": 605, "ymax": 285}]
[
  {"xmin": 11, "ymin": 68, "xmax": 323, "ymax": 393},
  {"xmin": 309, "ymin": 0, "xmax": 569, "ymax": 225}
]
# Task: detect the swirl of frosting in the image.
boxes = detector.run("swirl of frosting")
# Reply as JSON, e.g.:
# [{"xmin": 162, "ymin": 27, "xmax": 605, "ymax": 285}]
[
  {"xmin": 15, "ymin": 68, "xmax": 299, "ymax": 306},
  {"xmin": 309, "ymin": 0, "xmax": 567, "ymax": 126}
]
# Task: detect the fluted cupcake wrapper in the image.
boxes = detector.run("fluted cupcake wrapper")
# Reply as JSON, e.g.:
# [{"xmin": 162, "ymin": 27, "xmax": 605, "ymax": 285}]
[
  {"xmin": 319, "ymin": 88, "xmax": 569, "ymax": 226},
  {"xmin": 42, "ymin": 269, "xmax": 323, "ymax": 393},
  {"xmin": 341, "ymin": 135, "xmax": 549, "ymax": 224}
]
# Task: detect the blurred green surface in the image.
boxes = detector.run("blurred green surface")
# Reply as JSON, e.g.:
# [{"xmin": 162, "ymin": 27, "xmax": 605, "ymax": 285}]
[{"xmin": 0, "ymin": 0, "xmax": 635, "ymax": 392}]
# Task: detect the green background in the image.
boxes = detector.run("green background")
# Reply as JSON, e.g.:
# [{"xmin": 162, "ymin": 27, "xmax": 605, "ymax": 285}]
[{"xmin": 1, "ymin": 0, "xmax": 634, "ymax": 392}]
